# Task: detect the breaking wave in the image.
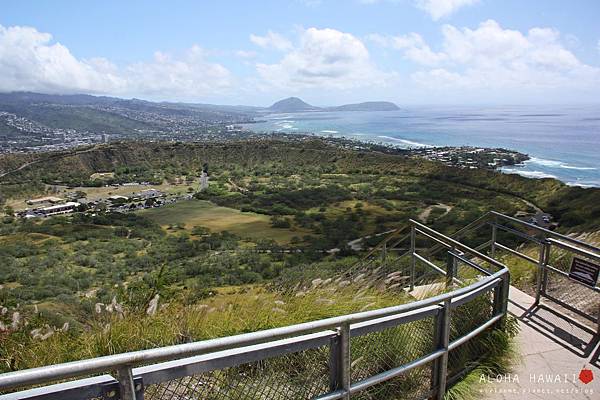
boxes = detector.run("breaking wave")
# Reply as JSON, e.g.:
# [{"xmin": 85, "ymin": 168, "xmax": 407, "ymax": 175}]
[
  {"xmin": 527, "ymin": 157, "xmax": 596, "ymax": 171},
  {"xmin": 377, "ymin": 136, "xmax": 432, "ymax": 148},
  {"xmin": 502, "ymin": 169, "xmax": 558, "ymax": 179}
]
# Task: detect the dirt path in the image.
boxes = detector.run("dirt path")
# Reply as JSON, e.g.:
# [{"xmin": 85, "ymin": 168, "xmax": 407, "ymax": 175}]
[
  {"xmin": 347, "ymin": 229, "xmax": 397, "ymax": 251},
  {"xmin": 520, "ymin": 197, "xmax": 543, "ymax": 214},
  {"xmin": 0, "ymin": 159, "xmax": 39, "ymax": 179},
  {"xmin": 418, "ymin": 203, "xmax": 453, "ymax": 222},
  {"xmin": 0, "ymin": 146, "xmax": 99, "ymax": 180}
]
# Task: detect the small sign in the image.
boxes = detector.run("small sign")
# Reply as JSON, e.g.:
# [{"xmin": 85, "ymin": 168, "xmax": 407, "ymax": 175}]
[{"xmin": 568, "ymin": 257, "xmax": 600, "ymax": 287}]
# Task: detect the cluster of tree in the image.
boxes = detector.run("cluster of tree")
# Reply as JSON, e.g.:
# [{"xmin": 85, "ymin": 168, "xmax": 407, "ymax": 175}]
[
  {"xmin": 0, "ymin": 211, "xmax": 328, "ymax": 314},
  {"xmin": 2, "ymin": 137, "xmax": 599, "ymax": 234}
]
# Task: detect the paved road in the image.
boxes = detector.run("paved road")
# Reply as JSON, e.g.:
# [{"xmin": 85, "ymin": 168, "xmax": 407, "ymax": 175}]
[{"xmin": 484, "ymin": 287, "xmax": 599, "ymax": 399}]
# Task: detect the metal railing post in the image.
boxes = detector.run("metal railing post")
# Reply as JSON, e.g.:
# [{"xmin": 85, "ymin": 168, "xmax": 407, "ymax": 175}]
[
  {"xmin": 410, "ymin": 225, "xmax": 416, "ymax": 291},
  {"xmin": 116, "ymin": 366, "xmax": 137, "ymax": 400},
  {"xmin": 330, "ymin": 323, "xmax": 351, "ymax": 399},
  {"xmin": 490, "ymin": 224, "xmax": 497, "ymax": 258},
  {"xmin": 493, "ymin": 271, "xmax": 510, "ymax": 330},
  {"xmin": 541, "ymin": 242, "xmax": 550, "ymax": 296},
  {"xmin": 597, "ymin": 304, "xmax": 600, "ymax": 336},
  {"xmin": 493, "ymin": 278, "xmax": 502, "ymax": 316},
  {"xmin": 431, "ymin": 300, "xmax": 451, "ymax": 400},
  {"xmin": 339, "ymin": 323, "xmax": 351, "ymax": 399},
  {"xmin": 501, "ymin": 270, "xmax": 510, "ymax": 315},
  {"xmin": 329, "ymin": 335, "xmax": 340, "ymax": 392},
  {"xmin": 535, "ymin": 241, "xmax": 549, "ymax": 305},
  {"xmin": 446, "ymin": 250, "xmax": 456, "ymax": 287}
]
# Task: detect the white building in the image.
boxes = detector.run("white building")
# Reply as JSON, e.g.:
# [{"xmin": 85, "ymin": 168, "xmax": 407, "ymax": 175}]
[{"xmin": 40, "ymin": 202, "xmax": 80, "ymax": 216}]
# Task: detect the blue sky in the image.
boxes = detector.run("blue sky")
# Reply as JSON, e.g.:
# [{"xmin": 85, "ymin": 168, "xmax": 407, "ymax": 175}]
[{"xmin": 1, "ymin": 0, "xmax": 599, "ymax": 105}]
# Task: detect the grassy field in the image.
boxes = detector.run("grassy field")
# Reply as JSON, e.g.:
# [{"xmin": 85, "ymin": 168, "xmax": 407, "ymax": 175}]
[{"xmin": 138, "ymin": 199, "xmax": 306, "ymax": 243}]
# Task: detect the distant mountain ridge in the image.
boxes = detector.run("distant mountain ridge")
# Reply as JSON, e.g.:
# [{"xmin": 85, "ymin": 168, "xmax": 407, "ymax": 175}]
[
  {"xmin": 267, "ymin": 97, "xmax": 399, "ymax": 113},
  {"xmin": 0, "ymin": 92, "xmax": 399, "ymax": 144},
  {"xmin": 326, "ymin": 101, "xmax": 400, "ymax": 112},
  {"xmin": 268, "ymin": 97, "xmax": 319, "ymax": 112},
  {"xmin": 0, "ymin": 92, "xmax": 399, "ymax": 114}
]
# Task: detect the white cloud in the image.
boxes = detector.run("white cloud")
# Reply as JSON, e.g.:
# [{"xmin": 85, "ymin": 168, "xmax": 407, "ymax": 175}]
[
  {"xmin": 377, "ymin": 20, "xmax": 600, "ymax": 92},
  {"xmin": 250, "ymin": 31, "xmax": 292, "ymax": 51},
  {"xmin": 0, "ymin": 25, "xmax": 124, "ymax": 94},
  {"xmin": 256, "ymin": 27, "xmax": 392, "ymax": 91},
  {"xmin": 0, "ymin": 24, "xmax": 233, "ymax": 100},
  {"xmin": 367, "ymin": 33, "xmax": 446, "ymax": 66},
  {"xmin": 124, "ymin": 46, "xmax": 233, "ymax": 98},
  {"xmin": 415, "ymin": 0, "xmax": 478, "ymax": 20}
]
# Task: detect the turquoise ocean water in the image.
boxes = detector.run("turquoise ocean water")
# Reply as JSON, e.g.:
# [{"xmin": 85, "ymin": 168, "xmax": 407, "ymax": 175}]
[{"xmin": 245, "ymin": 105, "xmax": 600, "ymax": 187}]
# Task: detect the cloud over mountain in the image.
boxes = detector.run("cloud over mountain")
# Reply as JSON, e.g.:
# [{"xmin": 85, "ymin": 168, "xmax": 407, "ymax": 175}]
[
  {"xmin": 0, "ymin": 17, "xmax": 598, "ymax": 104},
  {"xmin": 0, "ymin": 24, "xmax": 233, "ymax": 100},
  {"xmin": 0, "ymin": 25, "xmax": 124, "ymax": 94},
  {"xmin": 255, "ymin": 27, "xmax": 392, "ymax": 91}
]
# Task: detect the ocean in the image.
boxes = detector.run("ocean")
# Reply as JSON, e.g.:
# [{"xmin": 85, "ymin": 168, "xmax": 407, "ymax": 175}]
[{"xmin": 244, "ymin": 105, "xmax": 600, "ymax": 188}]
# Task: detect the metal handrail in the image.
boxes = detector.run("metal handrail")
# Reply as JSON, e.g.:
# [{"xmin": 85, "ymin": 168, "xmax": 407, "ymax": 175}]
[
  {"xmin": 489, "ymin": 211, "xmax": 600, "ymax": 252},
  {"xmin": 0, "ymin": 269, "xmax": 507, "ymax": 391},
  {"xmin": 400, "ymin": 210, "xmax": 598, "ymax": 330},
  {"xmin": 426, "ymin": 212, "xmax": 494, "ymax": 257},
  {"xmin": 0, "ymin": 220, "xmax": 510, "ymax": 400},
  {"xmin": 409, "ymin": 219, "xmax": 505, "ymax": 270},
  {"xmin": 484, "ymin": 212, "xmax": 600, "ymax": 331},
  {"xmin": 546, "ymin": 238, "xmax": 600, "ymax": 262}
]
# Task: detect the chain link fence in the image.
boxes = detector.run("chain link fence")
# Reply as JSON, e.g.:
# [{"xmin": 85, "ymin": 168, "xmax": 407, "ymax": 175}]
[
  {"xmin": 543, "ymin": 247, "xmax": 600, "ymax": 320},
  {"xmin": 350, "ymin": 317, "xmax": 435, "ymax": 400},
  {"xmin": 447, "ymin": 288, "xmax": 495, "ymax": 381},
  {"xmin": 0, "ymin": 219, "xmax": 511, "ymax": 400},
  {"xmin": 144, "ymin": 346, "xmax": 330, "ymax": 400}
]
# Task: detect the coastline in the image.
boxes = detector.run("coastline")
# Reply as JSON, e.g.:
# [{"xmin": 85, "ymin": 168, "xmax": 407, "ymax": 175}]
[{"xmin": 243, "ymin": 107, "xmax": 600, "ymax": 188}]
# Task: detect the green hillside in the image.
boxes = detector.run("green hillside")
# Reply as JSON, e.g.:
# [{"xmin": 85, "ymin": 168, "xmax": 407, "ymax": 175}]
[{"xmin": 1, "ymin": 137, "xmax": 598, "ymax": 231}]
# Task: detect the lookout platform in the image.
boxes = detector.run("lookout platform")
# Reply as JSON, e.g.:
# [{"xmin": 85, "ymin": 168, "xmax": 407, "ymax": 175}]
[{"xmin": 485, "ymin": 286, "xmax": 599, "ymax": 399}]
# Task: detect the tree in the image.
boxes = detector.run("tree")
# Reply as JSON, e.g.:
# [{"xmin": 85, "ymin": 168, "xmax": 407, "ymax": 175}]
[
  {"xmin": 270, "ymin": 216, "xmax": 291, "ymax": 228},
  {"xmin": 192, "ymin": 225, "xmax": 211, "ymax": 236}
]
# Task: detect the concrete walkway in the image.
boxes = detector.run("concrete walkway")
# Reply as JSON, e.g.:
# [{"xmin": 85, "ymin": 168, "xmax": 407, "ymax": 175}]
[{"xmin": 483, "ymin": 286, "xmax": 599, "ymax": 399}]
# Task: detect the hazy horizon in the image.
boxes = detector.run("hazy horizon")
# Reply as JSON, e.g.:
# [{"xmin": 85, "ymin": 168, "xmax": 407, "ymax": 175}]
[{"xmin": 3, "ymin": 91, "xmax": 600, "ymax": 109}]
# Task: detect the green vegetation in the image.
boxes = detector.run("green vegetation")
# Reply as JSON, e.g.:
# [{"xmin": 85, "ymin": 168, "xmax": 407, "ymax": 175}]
[
  {"xmin": 2, "ymin": 138, "xmax": 598, "ymax": 233},
  {"xmin": 138, "ymin": 200, "xmax": 307, "ymax": 243},
  {"xmin": 2, "ymin": 283, "xmax": 406, "ymax": 370},
  {"xmin": 0, "ymin": 137, "xmax": 596, "ymax": 395},
  {"xmin": 445, "ymin": 316, "xmax": 519, "ymax": 400}
]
